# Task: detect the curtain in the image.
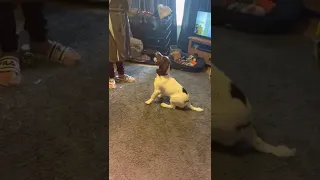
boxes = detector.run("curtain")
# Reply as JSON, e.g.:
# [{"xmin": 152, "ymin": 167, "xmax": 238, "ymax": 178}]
[
  {"xmin": 130, "ymin": 0, "xmax": 154, "ymax": 12},
  {"xmin": 130, "ymin": 0, "xmax": 177, "ymax": 44},
  {"xmin": 154, "ymin": 0, "xmax": 177, "ymax": 44},
  {"xmin": 177, "ymin": 0, "xmax": 211, "ymax": 52}
]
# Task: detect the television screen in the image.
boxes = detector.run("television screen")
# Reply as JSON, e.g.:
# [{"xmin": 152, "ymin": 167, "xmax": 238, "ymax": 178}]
[{"xmin": 194, "ymin": 11, "xmax": 211, "ymax": 38}]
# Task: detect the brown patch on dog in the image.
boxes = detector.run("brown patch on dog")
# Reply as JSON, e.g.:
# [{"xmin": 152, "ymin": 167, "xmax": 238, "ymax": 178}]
[{"xmin": 155, "ymin": 52, "xmax": 171, "ymax": 76}]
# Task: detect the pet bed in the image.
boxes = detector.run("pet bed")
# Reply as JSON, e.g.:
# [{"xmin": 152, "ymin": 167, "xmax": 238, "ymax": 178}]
[{"xmin": 168, "ymin": 52, "xmax": 206, "ymax": 73}]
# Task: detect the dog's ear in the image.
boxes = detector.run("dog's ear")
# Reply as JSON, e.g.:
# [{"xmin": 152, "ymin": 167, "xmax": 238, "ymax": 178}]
[
  {"xmin": 162, "ymin": 56, "xmax": 172, "ymax": 70},
  {"xmin": 156, "ymin": 68, "xmax": 167, "ymax": 76},
  {"xmin": 155, "ymin": 52, "xmax": 164, "ymax": 65},
  {"xmin": 155, "ymin": 51, "xmax": 163, "ymax": 56},
  {"xmin": 156, "ymin": 56, "xmax": 171, "ymax": 76},
  {"xmin": 162, "ymin": 56, "xmax": 169, "ymax": 61}
]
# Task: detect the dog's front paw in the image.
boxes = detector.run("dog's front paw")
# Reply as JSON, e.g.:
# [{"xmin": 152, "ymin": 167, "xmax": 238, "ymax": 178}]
[
  {"xmin": 145, "ymin": 99, "xmax": 153, "ymax": 105},
  {"xmin": 193, "ymin": 107, "xmax": 204, "ymax": 112}
]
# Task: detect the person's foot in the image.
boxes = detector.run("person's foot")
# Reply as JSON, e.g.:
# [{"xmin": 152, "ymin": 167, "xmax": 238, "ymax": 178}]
[
  {"xmin": 115, "ymin": 74, "xmax": 135, "ymax": 83},
  {"xmin": 0, "ymin": 52, "xmax": 21, "ymax": 86},
  {"xmin": 109, "ymin": 78, "xmax": 116, "ymax": 89},
  {"xmin": 29, "ymin": 40, "xmax": 81, "ymax": 66}
]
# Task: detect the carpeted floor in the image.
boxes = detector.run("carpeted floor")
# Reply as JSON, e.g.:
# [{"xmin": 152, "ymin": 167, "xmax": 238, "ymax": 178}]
[
  {"xmin": 212, "ymin": 27, "xmax": 320, "ymax": 180},
  {"xmin": 109, "ymin": 64, "xmax": 211, "ymax": 180},
  {"xmin": 1, "ymin": 7, "xmax": 211, "ymax": 179},
  {"xmin": 4, "ymin": 5, "xmax": 319, "ymax": 180},
  {"xmin": 0, "ymin": 9, "xmax": 108, "ymax": 179}
]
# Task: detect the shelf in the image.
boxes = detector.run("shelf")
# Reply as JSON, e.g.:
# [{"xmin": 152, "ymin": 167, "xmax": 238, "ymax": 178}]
[
  {"xmin": 188, "ymin": 36, "xmax": 211, "ymax": 46},
  {"xmin": 188, "ymin": 36, "xmax": 211, "ymax": 66},
  {"xmin": 191, "ymin": 41, "xmax": 211, "ymax": 53}
]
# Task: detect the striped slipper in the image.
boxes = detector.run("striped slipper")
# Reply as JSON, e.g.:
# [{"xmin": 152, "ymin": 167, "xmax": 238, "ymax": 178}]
[
  {"xmin": 46, "ymin": 40, "xmax": 81, "ymax": 66},
  {"xmin": 0, "ymin": 55, "xmax": 21, "ymax": 86},
  {"xmin": 115, "ymin": 74, "xmax": 135, "ymax": 83}
]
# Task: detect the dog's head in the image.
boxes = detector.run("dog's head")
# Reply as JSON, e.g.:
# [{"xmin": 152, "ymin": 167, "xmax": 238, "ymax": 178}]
[{"xmin": 154, "ymin": 52, "xmax": 172, "ymax": 76}]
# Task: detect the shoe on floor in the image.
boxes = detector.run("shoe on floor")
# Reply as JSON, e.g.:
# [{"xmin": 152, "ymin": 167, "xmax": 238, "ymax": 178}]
[
  {"xmin": 115, "ymin": 74, "xmax": 135, "ymax": 83},
  {"xmin": 0, "ymin": 53, "xmax": 21, "ymax": 86},
  {"xmin": 30, "ymin": 40, "xmax": 81, "ymax": 66},
  {"xmin": 109, "ymin": 78, "xmax": 116, "ymax": 89}
]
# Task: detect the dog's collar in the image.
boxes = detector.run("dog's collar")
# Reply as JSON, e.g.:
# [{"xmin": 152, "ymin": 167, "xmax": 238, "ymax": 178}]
[{"xmin": 157, "ymin": 74, "xmax": 170, "ymax": 77}]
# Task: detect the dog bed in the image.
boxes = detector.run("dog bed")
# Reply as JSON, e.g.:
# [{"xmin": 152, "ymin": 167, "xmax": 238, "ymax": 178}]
[{"xmin": 168, "ymin": 52, "xmax": 206, "ymax": 73}]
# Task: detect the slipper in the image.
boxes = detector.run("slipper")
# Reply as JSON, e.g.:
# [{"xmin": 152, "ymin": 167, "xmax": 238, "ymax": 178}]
[
  {"xmin": 115, "ymin": 74, "xmax": 135, "ymax": 83},
  {"xmin": 26, "ymin": 40, "xmax": 81, "ymax": 66},
  {"xmin": 109, "ymin": 78, "xmax": 116, "ymax": 89},
  {"xmin": 46, "ymin": 41, "xmax": 81, "ymax": 66},
  {"xmin": 0, "ymin": 55, "xmax": 21, "ymax": 86}
]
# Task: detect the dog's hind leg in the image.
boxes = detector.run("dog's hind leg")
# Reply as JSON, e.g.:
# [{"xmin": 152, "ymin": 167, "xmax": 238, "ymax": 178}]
[
  {"xmin": 145, "ymin": 90, "xmax": 161, "ymax": 105},
  {"xmin": 243, "ymin": 125, "xmax": 296, "ymax": 157},
  {"xmin": 187, "ymin": 103, "xmax": 203, "ymax": 112},
  {"xmin": 160, "ymin": 97, "xmax": 179, "ymax": 109}
]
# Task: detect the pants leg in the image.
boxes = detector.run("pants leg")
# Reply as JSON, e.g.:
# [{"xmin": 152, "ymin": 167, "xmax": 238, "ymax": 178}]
[
  {"xmin": 116, "ymin": 61, "xmax": 124, "ymax": 76},
  {"xmin": 21, "ymin": 2, "xmax": 48, "ymax": 42},
  {"xmin": 0, "ymin": 3, "xmax": 18, "ymax": 52},
  {"xmin": 109, "ymin": 62, "xmax": 115, "ymax": 78}
]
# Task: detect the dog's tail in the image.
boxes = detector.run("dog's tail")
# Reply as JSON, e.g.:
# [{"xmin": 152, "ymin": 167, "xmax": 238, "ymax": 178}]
[{"xmin": 243, "ymin": 125, "xmax": 296, "ymax": 157}]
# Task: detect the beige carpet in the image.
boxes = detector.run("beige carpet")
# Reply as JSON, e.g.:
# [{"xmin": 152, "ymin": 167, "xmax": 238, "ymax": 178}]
[{"xmin": 109, "ymin": 64, "xmax": 211, "ymax": 180}]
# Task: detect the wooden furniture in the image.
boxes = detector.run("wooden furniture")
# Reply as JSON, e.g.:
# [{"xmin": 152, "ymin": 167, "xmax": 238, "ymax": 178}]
[{"xmin": 188, "ymin": 36, "xmax": 211, "ymax": 66}]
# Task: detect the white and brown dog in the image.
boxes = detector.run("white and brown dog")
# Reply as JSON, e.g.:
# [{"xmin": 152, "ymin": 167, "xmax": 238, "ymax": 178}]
[
  {"xmin": 145, "ymin": 52, "xmax": 203, "ymax": 112},
  {"xmin": 212, "ymin": 64, "xmax": 296, "ymax": 157}
]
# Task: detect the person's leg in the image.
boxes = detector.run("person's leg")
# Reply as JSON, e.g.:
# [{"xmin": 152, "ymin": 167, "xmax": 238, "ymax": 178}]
[
  {"xmin": 21, "ymin": 2, "xmax": 80, "ymax": 66},
  {"xmin": 0, "ymin": 3, "xmax": 18, "ymax": 53},
  {"xmin": 109, "ymin": 62, "xmax": 116, "ymax": 79},
  {"xmin": 0, "ymin": 3, "xmax": 21, "ymax": 85},
  {"xmin": 116, "ymin": 61, "xmax": 124, "ymax": 76},
  {"xmin": 109, "ymin": 62, "xmax": 116, "ymax": 89},
  {"xmin": 115, "ymin": 61, "xmax": 135, "ymax": 83},
  {"xmin": 21, "ymin": 2, "xmax": 48, "ymax": 44}
]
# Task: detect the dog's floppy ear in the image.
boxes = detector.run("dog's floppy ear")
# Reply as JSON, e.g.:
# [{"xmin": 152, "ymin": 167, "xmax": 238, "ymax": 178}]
[
  {"xmin": 163, "ymin": 56, "xmax": 172, "ymax": 70},
  {"xmin": 156, "ymin": 68, "xmax": 167, "ymax": 76},
  {"xmin": 162, "ymin": 56, "xmax": 172, "ymax": 70},
  {"xmin": 156, "ymin": 55, "xmax": 171, "ymax": 76},
  {"xmin": 155, "ymin": 52, "xmax": 164, "ymax": 64},
  {"xmin": 155, "ymin": 51, "xmax": 163, "ymax": 56}
]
